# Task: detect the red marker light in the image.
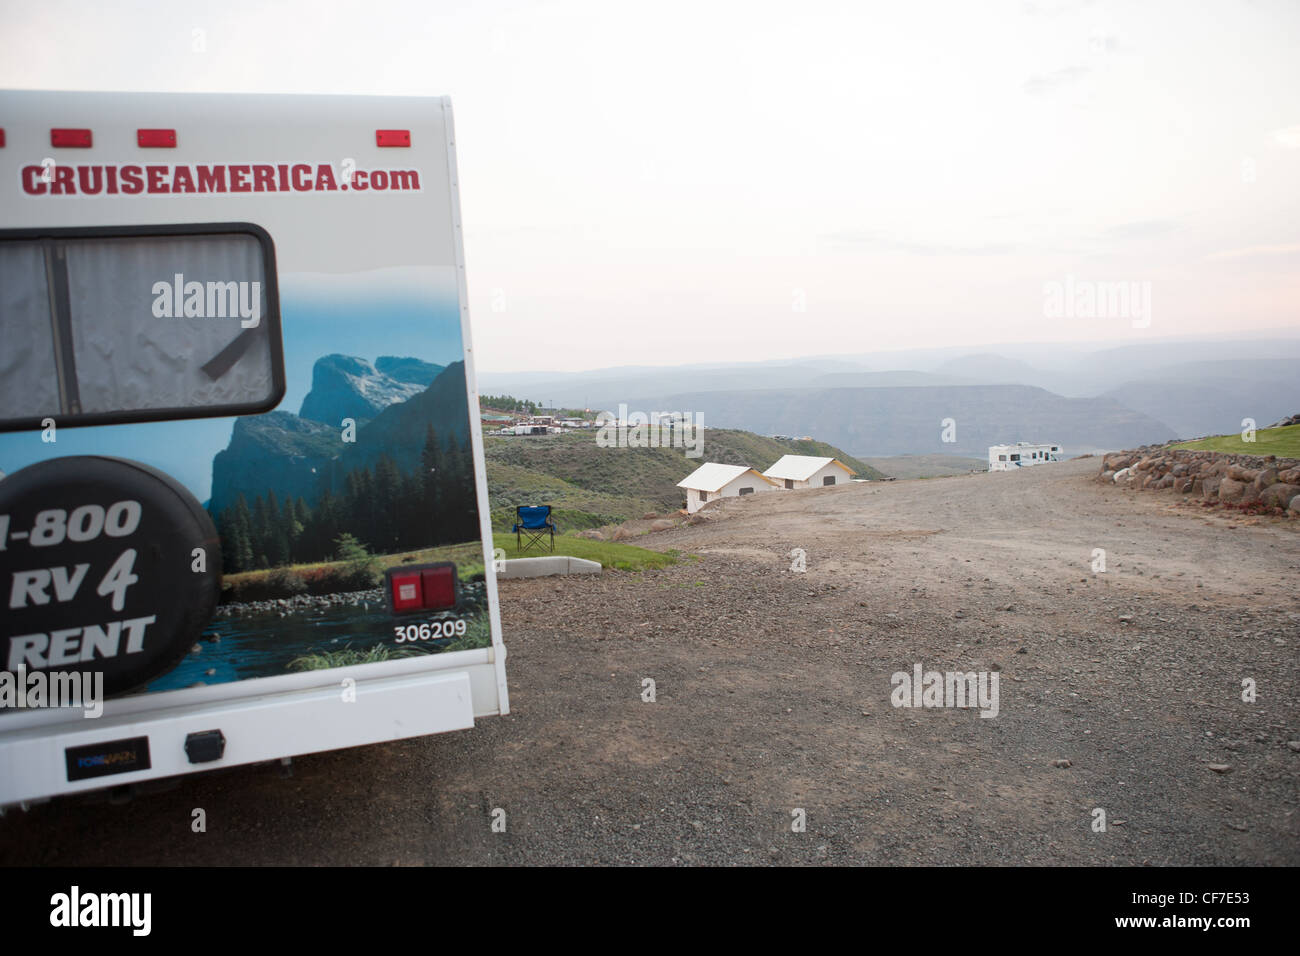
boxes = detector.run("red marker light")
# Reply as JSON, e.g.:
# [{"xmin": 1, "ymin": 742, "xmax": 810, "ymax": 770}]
[
  {"xmin": 51, "ymin": 128, "xmax": 92, "ymax": 148},
  {"xmin": 420, "ymin": 565, "xmax": 456, "ymax": 610},
  {"xmin": 389, "ymin": 571, "xmax": 423, "ymax": 612},
  {"xmin": 137, "ymin": 128, "xmax": 177, "ymax": 148},
  {"xmin": 385, "ymin": 562, "xmax": 458, "ymax": 614},
  {"xmin": 376, "ymin": 129, "xmax": 410, "ymax": 147},
  {"xmin": 0, "ymin": 129, "xmax": 6, "ymax": 148}
]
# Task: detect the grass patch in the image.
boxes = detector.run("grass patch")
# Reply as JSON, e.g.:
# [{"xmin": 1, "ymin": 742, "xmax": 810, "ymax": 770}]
[
  {"xmin": 288, "ymin": 642, "xmax": 426, "ymax": 670},
  {"xmin": 492, "ymin": 534, "xmax": 679, "ymax": 571},
  {"xmin": 440, "ymin": 614, "xmax": 492, "ymax": 652},
  {"xmin": 486, "ymin": 460, "xmax": 658, "ymax": 527},
  {"xmin": 1171, "ymin": 424, "xmax": 1300, "ymax": 459}
]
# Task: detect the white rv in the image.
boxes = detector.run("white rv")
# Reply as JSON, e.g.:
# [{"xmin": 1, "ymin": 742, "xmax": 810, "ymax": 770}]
[
  {"xmin": 988, "ymin": 442, "xmax": 1061, "ymax": 471},
  {"xmin": 0, "ymin": 90, "xmax": 508, "ymax": 808}
]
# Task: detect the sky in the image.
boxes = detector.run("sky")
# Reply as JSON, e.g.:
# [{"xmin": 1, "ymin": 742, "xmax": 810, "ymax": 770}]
[{"xmin": 3, "ymin": 0, "xmax": 1299, "ymax": 372}]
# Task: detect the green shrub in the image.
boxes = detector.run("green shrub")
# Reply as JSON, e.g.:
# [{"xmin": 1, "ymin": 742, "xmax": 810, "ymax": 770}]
[{"xmin": 333, "ymin": 532, "xmax": 380, "ymax": 589}]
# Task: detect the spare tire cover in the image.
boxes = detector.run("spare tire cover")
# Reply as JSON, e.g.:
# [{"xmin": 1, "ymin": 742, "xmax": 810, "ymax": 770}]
[{"xmin": 1, "ymin": 455, "xmax": 221, "ymax": 698}]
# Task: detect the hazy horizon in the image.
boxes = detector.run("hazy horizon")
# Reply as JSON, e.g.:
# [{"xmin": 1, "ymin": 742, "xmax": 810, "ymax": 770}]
[
  {"xmin": 4, "ymin": 0, "xmax": 1298, "ymax": 373},
  {"xmin": 477, "ymin": 326, "xmax": 1300, "ymax": 376}
]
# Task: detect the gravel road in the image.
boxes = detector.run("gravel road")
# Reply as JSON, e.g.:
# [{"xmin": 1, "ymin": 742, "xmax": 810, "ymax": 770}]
[{"xmin": 3, "ymin": 458, "xmax": 1297, "ymax": 865}]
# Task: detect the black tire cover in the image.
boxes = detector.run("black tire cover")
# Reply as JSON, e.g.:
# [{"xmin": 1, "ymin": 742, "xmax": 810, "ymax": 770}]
[{"xmin": 1, "ymin": 456, "xmax": 221, "ymax": 698}]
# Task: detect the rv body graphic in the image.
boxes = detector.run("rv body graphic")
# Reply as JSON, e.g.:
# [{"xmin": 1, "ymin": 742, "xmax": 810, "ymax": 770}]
[{"xmin": 0, "ymin": 90, "xmax": 507, "ymax": 808}]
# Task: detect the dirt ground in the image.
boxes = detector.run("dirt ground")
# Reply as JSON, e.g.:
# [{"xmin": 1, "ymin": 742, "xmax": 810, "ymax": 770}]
[{"xmin": 3, "ymin": 458, "xmax": 1297, "ymax": 865}]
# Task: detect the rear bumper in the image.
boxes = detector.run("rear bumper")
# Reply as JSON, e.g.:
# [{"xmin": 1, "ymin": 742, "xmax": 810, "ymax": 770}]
[{"xmin": 0, "ymin": 668, "xmax": 475, "ymax": 807}]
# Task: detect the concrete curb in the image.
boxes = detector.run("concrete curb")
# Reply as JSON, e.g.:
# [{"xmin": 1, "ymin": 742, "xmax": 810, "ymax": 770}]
[{"xmin": 497, "ymin": 556, "xmax": 603, "ymax": 579}]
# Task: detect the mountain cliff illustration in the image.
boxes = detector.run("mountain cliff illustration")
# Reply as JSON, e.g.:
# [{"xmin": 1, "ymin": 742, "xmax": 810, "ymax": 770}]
[
  {"xmin": 209, "ymin": 355, "xmax": 468, "ymax": 518},
  {"xmin": 298, "ymin": 354, "xmax": 445, "ymax": 426}
]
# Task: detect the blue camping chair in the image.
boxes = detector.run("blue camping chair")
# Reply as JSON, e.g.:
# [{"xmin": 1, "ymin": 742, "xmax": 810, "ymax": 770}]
[{"xmin": 513, "ymin": 505, "xmax": 556, "ymax": 553}]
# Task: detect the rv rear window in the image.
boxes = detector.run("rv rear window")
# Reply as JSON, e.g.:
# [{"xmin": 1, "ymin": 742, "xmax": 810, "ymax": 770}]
[{"xmin": 0, "ymin": 224, "xmax": 283, "ymax": 432}]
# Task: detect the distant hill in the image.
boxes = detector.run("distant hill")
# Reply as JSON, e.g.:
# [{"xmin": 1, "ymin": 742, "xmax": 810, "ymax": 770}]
[
  {"xmin": 1100, "ymin": 359, "xmax": 1300, "ymax": 440},
  {"xmin": 616, "ymin": 384, "xmax": 1174, "ymax": 457},
  {"xmin": 479, "ymin": 337, "xmax": 1300, "ymax": 444},
  {"xmin": 484, "ymin": 428, "xmax": 882, "ymax": 530}
]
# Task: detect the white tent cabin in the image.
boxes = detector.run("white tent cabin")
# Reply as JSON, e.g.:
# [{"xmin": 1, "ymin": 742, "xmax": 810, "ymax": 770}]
[
  {"xmin": 677, "ymin": 462, "xmax": 781, "ymax": 514},
  {"xmin": 762, "ymin": 455, "xmax": 856, "ymax": 490},
  {"xmin": 988, "ymin": 442, "xmax": 1061, "ymax": 471}
]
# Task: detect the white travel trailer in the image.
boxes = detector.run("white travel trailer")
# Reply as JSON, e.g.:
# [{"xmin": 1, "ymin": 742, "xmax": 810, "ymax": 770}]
[
  {"xmin": 763, "ymin": 455, "xmax": 856, "ymax": 489},
  {"xmin": 988, "ymin": 442, "xmax": 1061, "ymax": 471},
  {"xmin": 677, "ymin": 462, "xmax": 780, "ymax": 514},
  {"xmin": 0, "ymin": 90, "xmax": 508, "ymax": 808}
]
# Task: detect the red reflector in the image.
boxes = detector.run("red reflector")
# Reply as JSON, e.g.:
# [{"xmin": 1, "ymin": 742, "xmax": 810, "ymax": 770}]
[
  {"xmin": 386, "ymin": 562, "xmax": 458, "ymax": 614},
  {"xmin": 137, "ymin": 128, "xmax": 177, "ymax": 148},
  {"xmin": 376, "ymin": 129, "xmax": 411, "ymax": 147},
  {"xmin": 420, "ymin": 566, "xmax": 456, "ymax": 610},
  {"xmin": 51, "ymin": 128, "xmax": 92, "ymax": 148},
  {"xmin": 0, "ymin": 129, "xmax": 5, "ymax": 148},
  {"xmin": 389, "ymin": 572, "xmax": 423, "ymax": 612}
]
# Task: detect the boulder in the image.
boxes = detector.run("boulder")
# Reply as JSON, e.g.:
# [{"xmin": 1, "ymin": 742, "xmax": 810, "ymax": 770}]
[
  {"xmin": 611, "ymin": 526, "xmax": 633, "ymax": 542},
  {"xmin": 1290, "ymin": 494, "xmax": 1300, "ymax": 514},
  {"xmin": 1278, "ymin": 467, "xmax": 1300, "ymax": 484},
  {"xmin": 1100, "ymin": 470, "xmax": 1115, "ymax": 483},
  {"xmin": 575, "ymin": 529, "xmax": 606, "ymax": 540},
  {"xmin": 1201, "ymin": 476, "xmax": 1222, "ymax": 497},
  {"xmin": 1218, "ymin": 477, "xmax": 1246, "ymax": 502},
  {"xmin": 1260, "ymin": 483, "xmax": 1300, "ymax": 508},
  {"xmin": 1253, "ymin": 468, "xmax": 1278, "ymax": 492},
  {"xmin": 1228, "ymin": 464, "xmax": 1258, "ymax": 483},
  {"xmin": 1112, "ymin": 467, "xmax": 1131, "ymax": 483},
  {"xmin": 649, "ymin": 519, "xmax": 676, "ymax": 532}
]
